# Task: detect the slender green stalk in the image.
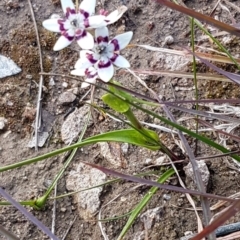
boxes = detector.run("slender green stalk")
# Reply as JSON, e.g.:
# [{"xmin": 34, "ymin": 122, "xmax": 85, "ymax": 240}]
[
  {"xmin": 124, "ymin": 108, "xmax": 144, "ymax": 131},
  {"xmin": 195, "ymin": 19, "xmax": 240, "ymax": 70},
  {"xmin": 0, "ymin": 200, "xmax": 38, "ymax": 208},
  {"xmin": 36, "ymin": 111, "xmax": 91, "ymax": 208},
  {"xmin": 126, "ymin": 100, "xmax": 240, "ymax": 162},
  {"xmin": 117, "ymin": 168, "xmax": 175, "ymax": 239}
]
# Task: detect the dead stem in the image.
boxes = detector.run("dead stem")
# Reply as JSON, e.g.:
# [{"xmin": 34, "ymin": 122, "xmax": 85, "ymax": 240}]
[{"xmin": 27, "ymin": 0, "xmax": 44, "ymax": 151}]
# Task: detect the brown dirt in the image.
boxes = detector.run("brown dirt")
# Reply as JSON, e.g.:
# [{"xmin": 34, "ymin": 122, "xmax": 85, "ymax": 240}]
[{"xmin": 1, "ymin": 0, "xmax": 240, "ymax": 239}]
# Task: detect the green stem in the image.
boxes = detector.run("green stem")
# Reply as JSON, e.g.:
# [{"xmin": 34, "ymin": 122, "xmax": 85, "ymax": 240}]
[
  {"xmin": 124, "ymin": 108, "xmax": 144, "ymax": 131},
  {"xmin": 35, "ymin": 111, "xmax": 91, "ymax": 208},
  {"xmin": 0, "ymin": 200, "xmax": 40, "ymax": 210}
]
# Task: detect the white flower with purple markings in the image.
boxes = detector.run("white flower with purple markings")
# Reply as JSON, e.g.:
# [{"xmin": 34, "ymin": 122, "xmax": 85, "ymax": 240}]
[
  {"xmin": 71, "ymin": 26, "xmax": 133, "ymax": 86},
  {"xmin": 42, "ymin": 0, "xmax": 127, "ymax": 51}
]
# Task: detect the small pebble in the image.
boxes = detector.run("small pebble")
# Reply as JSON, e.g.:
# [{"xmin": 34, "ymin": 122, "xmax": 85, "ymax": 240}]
[
  {"xmin": 26, "ymin": 74, "xmax": 32, "ymax": 79},
  {"xmin": 0, "ymin": 117, "xmax": 7, "ymax": 130},
  {"xmin": 163, "ymin": 194, "xmax": 171, "ymax": 201},
  {"xmin": 145, "ymin": 158, "xmax": 152, "ymax": 164},
  {"xmin": 49, "ymin": 77, "xmax": 55, "ymax": 86},
  {"xmin": 60, "ymin": 207, "xmax": 67, "ymax": 213},
  {"xmin": 58, "ymin": 91, "xmax": 76, "ymax": 105},
  {"xmin": 62, "ymin": 82, "xmax": 68, "ymax": 88},
  {"xmin": 121, "ymin": 143, "xmax": 129, "ymax": 154},
  {"xmin": 164, "ymin": 35, "xmax": 174, "ymax": 45}
]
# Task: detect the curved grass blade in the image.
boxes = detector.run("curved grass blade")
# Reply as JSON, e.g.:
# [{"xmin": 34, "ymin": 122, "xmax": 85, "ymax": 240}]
[
  {"xmin": 35, "ymin": 111, "xmax": 91, "ymax": 209},
  {"xmin": 124, "ymin": 101, "xmax": 240, "ymax": 163},
  {"xmin": 117, "ymin": 168, "xmax": 175, "ymax": 240},
  {"xmin": 0, "ymin": 187, "xmax": 60, "ymax": 240},
  {"xmin": 155, "ymin": 0, "xmax": 240, "ymax": 36},
  {"xmin": 83, "ymin": 161, "xmax": 234, "ymax": 201},
  {"xmin": 192, "ymin": 200, "xmax": 240, "ymax": 240},
  {"xmin": 191, "ymin": 50, "xmax": 240, "ymax": 85},
  {"xmin": 0, "ymin": 129, "xmax": 160, "ymax": 172},
  {"xmin": 165, "ymin": 104, "xmax": 240, "ymax": 124}
]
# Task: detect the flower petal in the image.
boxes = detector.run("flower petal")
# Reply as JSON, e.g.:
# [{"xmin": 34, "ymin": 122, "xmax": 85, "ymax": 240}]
[
  {"xmin": 97, "ymin": 60, "xmax": 114, "ymax": 82},
  {"xmin": 81, "ymin": 67, "xmax": 98, "ymax": 88},
  {"xmin": 77, "ymin": 31, "xmax": 94, "ymax": 49},
  {"xmin": 109, "ymin": 31, "xmax": 133, "ymax": 51},
  {"xmin": 87, "ymin": 15, "xmax": 106, "ymax": 28},
  {"xmin": 61, "ymin": 0, "xmax": 75, "ymax": 14},
  {"xmin": 81, "ymin": 77, "xmax": 96, "ymax": 88},
  {"xmin": 95, "ymin": 27, "xmax": 109, "ymax": 44},
  {"xmin": 74, "ymin": 56, "xmax": 93, "ymax": 70},
  {"xmin": 81, "ymin": 81, "xmax": 90, "ymax": 88},
  {"xmin": 71, "ymin": 69, "xmax": 85, "ymax": 76},
  {"xmin": 80, "ymin": 50, "xmax": 99, "ymax": 64},
  {"xmin": 111, "ymin": 54, "xmax": 130, "ymax": 68},
  {"xmin": 79, "ymin": 0, "xmax": 96, "ymax": 16},
  {"xmin": 53, "ymin": 35, "xmax": 72, "ymax": 51},
  {"xmin": 105, "ymin": 6, "xmax": 127, "ymax": 24},
  {"xmin": 42, "ymin": 19, "xmax": 62, "ymax": 32}
]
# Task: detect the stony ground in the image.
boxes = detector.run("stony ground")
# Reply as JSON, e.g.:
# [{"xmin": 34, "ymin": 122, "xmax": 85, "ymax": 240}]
[{"xmin": 1, "ymin": 0, "xmax": 240, "ymax": 239}]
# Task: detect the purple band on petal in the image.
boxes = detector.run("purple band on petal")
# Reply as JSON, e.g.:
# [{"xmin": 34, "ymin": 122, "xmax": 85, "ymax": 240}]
[
  {"xmin": 66, "ymin": 7, "xmax": 76, "ymax": 18},
  {"xmin": 58, "ymin": 19, "xmax": 66, "ymax": 31},
  {"xmin": 110, "ymin": 39, "xmax": 120, "ymax": 51},
  {"xmin": 80, "ymin": 9, "xmax": 89, "ymax": 19},
  {"xmin": 86, "ymin": 53, "xmax": 98, "ymax": 64},
  {"xmin": 110, "ymin": 53, "xmax": 118, "ymax": 63},
  {"xmin": 75, "ymin": 30, "xmax": 86, "ymax": 40},
  {"xmin": 85, "ymin": 68, "xmax": 98, "ymax": 78},
  {"xmin": 84, "ymin": 19, "xmax": 90, "ymax": 28},
  {"xmin": 62, "ymin": 31, "xmax": 74, "ymax": 41},
  {"xmin": 98, "ymin": 60, "xmax": 111, "ymax": 69},
  {"xmin": 97, "ymin": 36, "xmax": 108, "ymax": 44},
  {"xmin": 99, "ymin": 9, "xmax": 108, "ymax": 16},
  {"xmin": 75, "ymin": 29, "xmax": 83, "ymax": 37}
]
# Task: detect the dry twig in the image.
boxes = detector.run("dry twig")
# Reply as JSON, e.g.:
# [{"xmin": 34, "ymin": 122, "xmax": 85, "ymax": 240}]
[{"xmin": 27, "ymin": 0, "xmax": 44, "ymax": 151}]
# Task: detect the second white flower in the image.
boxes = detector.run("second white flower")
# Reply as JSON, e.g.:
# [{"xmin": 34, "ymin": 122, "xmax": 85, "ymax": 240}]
[{"xmin": 72, "ymin": 27, "xmax": 133, "ymax": 83}]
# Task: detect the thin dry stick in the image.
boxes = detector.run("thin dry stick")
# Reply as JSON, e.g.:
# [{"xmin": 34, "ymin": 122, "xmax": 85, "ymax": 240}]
[
  {"xmin": 61, "ymin": 216, "xmax": 77, "ymax": 240},
  {"xmin": 98, "ymin": 185, "xmax": 143, "ymax": 240},
  {"xmin": 0, "ymin": 224, "xmax": 19, "ymax": 240},
  {"xmin": 217, "ymin": 231, "xmax": 240, "ymax": 240},
  {"xmin": 51, "ymin": 184, "xmax": 57, "ymax": 239},
  {"xmin": 223, "ymin": 0, "xmax": 240, "ymax": 13},
  {"xmin": 27, "ymin": 0, "xmax": 44, "ymax": 151}
]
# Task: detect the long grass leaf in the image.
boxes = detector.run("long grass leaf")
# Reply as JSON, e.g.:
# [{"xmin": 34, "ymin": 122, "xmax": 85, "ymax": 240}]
[
  {"xmin": 117, "ymin": 168, "xmax": 175, "ymax": 239},
  {"xmin": 0, "ymin": 187, "xmax": 60, "ymax": 240}
]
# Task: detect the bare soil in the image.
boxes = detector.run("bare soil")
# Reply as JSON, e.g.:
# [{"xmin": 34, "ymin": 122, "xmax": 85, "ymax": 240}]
[{"xmin": 1, "ymin": 0, "xmax": 240, "ymax": 239}]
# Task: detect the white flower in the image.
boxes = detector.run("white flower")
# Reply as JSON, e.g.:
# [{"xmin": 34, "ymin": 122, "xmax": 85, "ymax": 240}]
[
  {"xmin": 100, "ymin": 5, "xmax": 128, "ymax": 25},
  {"xmin": 71, "ymin": 26, "xmax": 133, "ymax": 84},
  {"xmin": 42, "ymin": 0, "xmax": 127, "ymax": 51}
]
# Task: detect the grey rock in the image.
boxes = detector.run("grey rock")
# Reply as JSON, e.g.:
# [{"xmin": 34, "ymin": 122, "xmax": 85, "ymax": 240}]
[
  {"xmin": 184, "ymin": 160, "xmax": 210, "ymax": 190},
  {"xmin": 0, "ymin": 54, "xmax": 21, "ymax": 78},
  {"xmin": 99, "ymin": 142, "xmax": 128, "ymax": 168},
  {"xmin": 58, "ymin": 91, "xmax": 76, "ymax": 105},
  {"xmin": 140, "ymin": 206, "xmax": 164, "ymax": 229},
  {"xmin": 66, "ymin": 162, "xmax": 107, "ymax": 220},
  {"xmin": 61, "ymin": 106, "xmax": 90, "ymax": 144},
  {"xmin": 28, "ymin": 131, "xmax": 49, "ymax": 148}
]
